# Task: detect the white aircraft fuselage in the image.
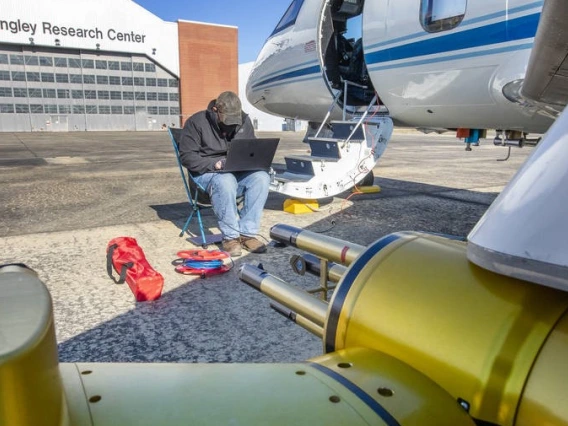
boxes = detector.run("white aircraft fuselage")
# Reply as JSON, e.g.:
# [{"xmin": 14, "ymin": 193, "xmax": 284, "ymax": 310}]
[
  {"xmin": 247, "ymin": 0, "xmax": 553, "ymax": 133},
  {"xmin": 247, "ymin": 0, "xmax": 568, "ymax": 291}
]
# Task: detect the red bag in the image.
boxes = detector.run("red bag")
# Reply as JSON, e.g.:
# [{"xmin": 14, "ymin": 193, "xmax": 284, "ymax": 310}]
[{"xmin": 106, "ymin": 237, "xmax": 164, "ymax": 301}]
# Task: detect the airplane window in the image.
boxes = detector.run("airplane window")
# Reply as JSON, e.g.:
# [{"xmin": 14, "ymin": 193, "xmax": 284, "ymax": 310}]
[
  {"xmin": 270, "ymin": 0, "xmax": 305, "ymax": 37},
  {"xmin": 420, "ymin": 0, "xmax": 466, "ymax": 33}
]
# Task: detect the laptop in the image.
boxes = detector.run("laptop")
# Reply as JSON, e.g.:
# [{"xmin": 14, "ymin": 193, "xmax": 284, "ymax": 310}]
[{"xmin": 222, "ymin": 138, "xmax": 280, "ymax": 172}]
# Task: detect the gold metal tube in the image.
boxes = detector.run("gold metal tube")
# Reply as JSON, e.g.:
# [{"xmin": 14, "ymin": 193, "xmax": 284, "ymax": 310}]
[
  {"xmin": 328, "ymin": 264, "xmax": 347, "ymax": 282},
  {"xmin": 269, "ymin": 303, "xmax": 324, "ymax": 338},
  {"xmin": 302, "ymin": 253, "xmax": 347, "ymax": 283},
  {"xmin": 294, "ymin": 314, "xmax": 324, "ymax": 337},
  {"xmin": 270, "ymin": 224, "xmax": 364, "ymax": 265},
  {"xmin": 239, "ymin": 264, "xmax": 327, "ymax": 327}
]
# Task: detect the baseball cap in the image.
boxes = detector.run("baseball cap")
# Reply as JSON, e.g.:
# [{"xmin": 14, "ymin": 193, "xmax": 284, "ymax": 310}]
[{"xmin": 215, "ymin": 91, "xmax": 243, "ymax": 126}]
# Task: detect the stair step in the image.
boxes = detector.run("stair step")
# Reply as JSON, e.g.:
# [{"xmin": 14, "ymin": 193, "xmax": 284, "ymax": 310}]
[
  {"xmin": 353, "ymin": 113, "xmax": 390, "ymax": 123},
  {"xmin": 329, "ymin": 122, "xmax": 366, "ymax": 141},
  {"xmin": 329, "ymin": 120, "xmax": 359, "ymax": 124},
  {"xmin": 284, "ymin": 156, "xmax": 315, "ymax": 175},
  {"xmin": 285, "ymin": 154, "xmax": 340, "ymax": 163},
  {"xmin": 307, "ymin": 137, "xmax": 341, "ymax": 142},
  {"xmin": 274, "ymin": 171, "xmax": 313, "ymax": 183},
  {"xmin": 307, "ymin": 139, "xmax": 342, "ymax": 159},
  {"xmin": 353, "ymin": 105, "xmax": 389, "ymax": 115},
  {"xmin": 268, "ymin": 95, "xmax": 392, "ymax": 199},
  {"xmin": 309, "ymin": 136, "xmax": 363, "ymax": 144}
]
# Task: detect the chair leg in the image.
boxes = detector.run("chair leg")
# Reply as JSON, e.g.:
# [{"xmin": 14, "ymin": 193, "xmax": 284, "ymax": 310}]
[
  {"xmin": 180, "ymin": 209, "xmax": 196, "ymax": 237},
  {"xmin": 195, "ymin": 208, "xmax": 208, "ymax": 247}
]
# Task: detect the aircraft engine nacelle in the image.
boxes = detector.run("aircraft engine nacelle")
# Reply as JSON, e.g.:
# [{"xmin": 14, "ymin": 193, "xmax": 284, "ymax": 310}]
[{"xmin": 242, "ymin": 225, "xmax": 568, "ymax": 426}]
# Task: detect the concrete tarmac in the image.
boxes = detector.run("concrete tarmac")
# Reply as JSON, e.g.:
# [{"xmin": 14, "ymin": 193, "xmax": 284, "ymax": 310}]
[{"xmin": 0, "ymin": 130, "xmax": 533, "ymax": 364}]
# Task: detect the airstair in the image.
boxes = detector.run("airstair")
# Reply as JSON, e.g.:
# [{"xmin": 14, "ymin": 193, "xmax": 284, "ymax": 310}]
[{"xmin": 270, "ymin": 80, "xmax": 393, "ymax": 199}]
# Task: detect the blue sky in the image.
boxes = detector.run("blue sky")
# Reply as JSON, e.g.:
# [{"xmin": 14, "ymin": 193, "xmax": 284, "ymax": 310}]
[{"xmin": 133, "ymin": 0, "xmax": 292, "ymax": 64}]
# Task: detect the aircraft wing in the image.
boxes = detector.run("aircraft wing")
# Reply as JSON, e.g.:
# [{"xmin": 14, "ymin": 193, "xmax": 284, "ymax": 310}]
[{"xmin": 521, "ymin": 0, "xmax": 568, "ymax": 109}]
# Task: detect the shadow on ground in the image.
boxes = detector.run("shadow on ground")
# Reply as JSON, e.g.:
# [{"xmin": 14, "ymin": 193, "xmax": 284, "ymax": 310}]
[
  {"xmin": 59, "ymin": 177, "xmax": 499, "ymax": 364},
  {"xmin": 150, "ymin": 177, "xmax": 497, "ymax": 241},
  {"xmin": 57, "ymin": 262, "xmax": 320, "ymax": 363}
]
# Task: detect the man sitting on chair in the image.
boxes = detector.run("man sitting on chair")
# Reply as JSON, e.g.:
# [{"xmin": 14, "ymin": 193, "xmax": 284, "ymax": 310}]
[{"xmin": 178, "ymin": 91, "xmax": 269, "ymax": 256}]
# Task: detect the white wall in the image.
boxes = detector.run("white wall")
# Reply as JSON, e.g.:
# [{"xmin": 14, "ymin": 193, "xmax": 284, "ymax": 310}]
[{"xmin": 1, "ymin": 0, "xmax": 179, "ymax": 74}]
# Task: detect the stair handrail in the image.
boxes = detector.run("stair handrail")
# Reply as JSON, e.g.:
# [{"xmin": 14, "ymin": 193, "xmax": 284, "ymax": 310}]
[
  {"xmin": 314, "ymin": 89, "xmax": 343, "ymax": 138},
  {"xmin": 342, "ymin": 94, "xmax": 378, "ymax": 149},
  {"xmin": 342, "ymin": 79, "xmax": 368, "ymax": 120},
  {"xmin": 315, "ymin": 79, "xmax": 378, "ymax": 148}
]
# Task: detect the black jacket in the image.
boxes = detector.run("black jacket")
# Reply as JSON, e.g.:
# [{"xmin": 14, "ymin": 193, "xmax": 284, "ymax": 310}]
[{"xmin": 179, "ymin": 104, "xmax": 256, "ymax": 175}]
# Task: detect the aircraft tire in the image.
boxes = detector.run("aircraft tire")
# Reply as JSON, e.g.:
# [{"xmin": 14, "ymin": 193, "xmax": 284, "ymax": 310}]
[{"xmin": 358, "ymin": 171, "xmax": 374, "ymax": 187}]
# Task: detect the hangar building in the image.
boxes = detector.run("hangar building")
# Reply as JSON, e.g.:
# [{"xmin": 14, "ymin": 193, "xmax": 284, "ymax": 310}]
[{"xmin": 0, "ymin": 0, "xmax": 239, "ymax": 131}]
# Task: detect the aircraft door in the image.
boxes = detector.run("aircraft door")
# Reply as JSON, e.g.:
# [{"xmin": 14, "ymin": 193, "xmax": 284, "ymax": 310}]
[
  {"xmin": 318, "ymin": 0, "xmax": 378, "ymax": 108},
  {"xmin": 361, "ymin": 0, "xmax": 388, "ymax": 102}
]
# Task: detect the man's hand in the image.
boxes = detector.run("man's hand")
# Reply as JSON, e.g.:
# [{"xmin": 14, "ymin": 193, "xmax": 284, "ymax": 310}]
[{"xmin": 214, "ymin": 158, "xmax": 226, "ymax": 170}]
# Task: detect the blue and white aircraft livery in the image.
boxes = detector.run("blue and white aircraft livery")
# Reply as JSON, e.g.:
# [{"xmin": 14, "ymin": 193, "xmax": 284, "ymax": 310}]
[
  {"xmin": 248, "ymin": 0, "xmax": 559, "ymax": 131},
  {"xmin": 248, "ymin": 0, "xmax": 568, "ymax": 292}
]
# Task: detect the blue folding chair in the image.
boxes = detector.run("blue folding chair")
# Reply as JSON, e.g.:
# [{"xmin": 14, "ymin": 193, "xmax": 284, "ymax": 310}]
[{"xmin": 168, "ymin": 127, "xmax": 223, "ymax": 247}]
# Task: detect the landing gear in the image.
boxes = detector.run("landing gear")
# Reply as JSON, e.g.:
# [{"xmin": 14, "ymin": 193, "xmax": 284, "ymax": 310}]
[{"xmin": 358, "ymin": 171, "xmax": 374, "ymax": 187}]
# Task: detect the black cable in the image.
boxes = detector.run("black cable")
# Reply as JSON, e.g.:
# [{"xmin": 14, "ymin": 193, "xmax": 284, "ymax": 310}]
[
  {"xmin": 312, "ymin": 220, "xmax": 337, "ymax": 234},
  {"xmin": 218, "ymin": 221, "xmax": 270, "ymax": 244}
]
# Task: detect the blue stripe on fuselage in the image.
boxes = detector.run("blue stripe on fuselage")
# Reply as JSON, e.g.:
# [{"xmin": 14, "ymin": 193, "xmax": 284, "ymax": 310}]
[
  {"xmin": 251, "ymin": 12, "xmax": 540, "ymax": 90},
  {"xmin": 461, "ymin": 0, "xmax": 542, "ymax": 26},
  {"xmin": 251, "ymin": 73, "xmax": 322, "ymax": 91},
  {"xmin": 251, "ymin": 64, "xmax": 321, "ymax": 90},
  {"xmin": 365, "ymin": 13, "xmax": 539, "ymax": 66},
  {"xmin": 258, "ymin": 59, "xmax": 319, "ymax": 82},
  {"xmin": 367, "ymin": 42, "xmax": 533, "ymax": 72},
  {"xmin": 365, "ymin": 1, "xmax": 543, "ymax": 51}
]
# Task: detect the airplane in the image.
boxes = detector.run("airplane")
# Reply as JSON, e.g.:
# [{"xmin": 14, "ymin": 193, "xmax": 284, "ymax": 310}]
[
  {"xmin": 246, "ymin": 0, "xmax": 565, "ymax": 199},
  {"xmin": 244, "ymin": 0, "xmax": 568, "ymax": 295},
  {"xmin": 2, "ymin": 0, "xmax": 568, "ymax": 425}
]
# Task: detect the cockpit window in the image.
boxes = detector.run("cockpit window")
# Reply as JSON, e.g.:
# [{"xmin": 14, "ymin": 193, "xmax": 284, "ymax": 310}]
[
  {"xmin": 420, "ymin": 0, "xmax": 466, "ymax": 33},
  {"xmin": 270, "ymin": 0, "xmax": 305, "ymax": 37}
]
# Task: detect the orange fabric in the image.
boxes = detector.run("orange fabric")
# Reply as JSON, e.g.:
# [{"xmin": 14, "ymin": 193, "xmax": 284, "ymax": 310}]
[
  {"xmin": 107, "ymin": 237, "xmax": 164, "ymax": 301},
  {"xmin": 177, "ymin": 249, "xmax": 230, "ymax": 260}
]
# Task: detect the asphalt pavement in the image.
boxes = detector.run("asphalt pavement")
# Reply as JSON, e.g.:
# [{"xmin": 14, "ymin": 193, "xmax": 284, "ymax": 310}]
[{"xmin": 0, "ymin": 129, "xmax": 533, "ymax": 364}]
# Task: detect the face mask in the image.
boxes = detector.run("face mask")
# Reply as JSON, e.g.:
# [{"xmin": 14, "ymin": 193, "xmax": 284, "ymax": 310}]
[{"xmin": 219, "ymin": 122, "xmax": 238, "ymax": 135}]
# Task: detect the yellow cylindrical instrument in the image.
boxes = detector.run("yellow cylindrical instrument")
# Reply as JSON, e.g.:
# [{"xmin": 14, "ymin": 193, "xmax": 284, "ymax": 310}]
[
  {"xmin": 2, "ymin": 264, "xmax": 475, "ymax": 426},
  {"xmin": 4, "ymin": 227, "xmax": 568, "ymax": 426},
  {"xmin": 325, "ymin": 231, "xmax": 568, "ymax": 426},
  {"xmin": 0, "ymin": 265, "xmax": 69, "ymax": 426},
  {"xmin": 515, "ymin": 312, "xmax": 568, "ymax": 426}
]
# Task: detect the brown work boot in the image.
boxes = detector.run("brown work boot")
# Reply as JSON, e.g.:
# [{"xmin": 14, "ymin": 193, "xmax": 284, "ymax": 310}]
[
  {"xmin": 240, "ymin": 236, "xmax": 267, "ymax": 253},
  {"xmin": 222, "ymin": 238, "xmax": 242, "ymax": 257}
]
